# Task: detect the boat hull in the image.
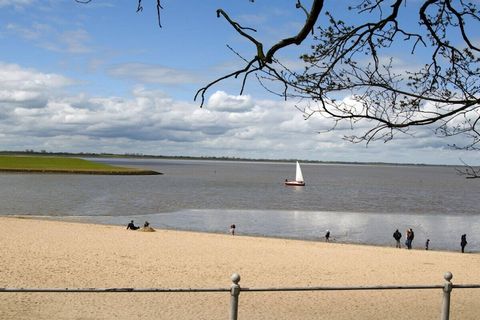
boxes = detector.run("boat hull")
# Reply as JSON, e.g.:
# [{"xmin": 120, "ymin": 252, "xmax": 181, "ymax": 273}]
[{"xmin": 285, "ymin": 181, "xmax": 305, "ymax": 186}]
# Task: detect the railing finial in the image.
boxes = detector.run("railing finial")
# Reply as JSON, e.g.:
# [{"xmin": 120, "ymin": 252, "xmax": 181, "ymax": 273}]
[
  {"xmin": 231, "ymin": 273, "xmax": 241, "ymax": 285},
  {"xmin": 444, "ymin": 272, "xmax": 453, "ymax": 282}
]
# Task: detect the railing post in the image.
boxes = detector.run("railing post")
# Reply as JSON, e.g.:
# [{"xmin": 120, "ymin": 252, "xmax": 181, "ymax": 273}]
[
  {"xmin": 441, "ymin": 272, "xmax": 453, "ymax": 320},
  {"xmin": 230, "ymin": 273, "xmax": 241, "ymax": 320}
]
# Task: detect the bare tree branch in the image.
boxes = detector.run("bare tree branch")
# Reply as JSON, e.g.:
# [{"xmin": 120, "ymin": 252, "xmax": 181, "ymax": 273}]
[
  {"xmin": 76, "ymin": 1, "xmax": 480, "ymax": 155},
  {"xmin": 194, "ymin": 0, "xmax": 325, "ymax": 107},
  {"xmin": 264, "ymin": 0, "xmax": 324, "ymax": 63},
  {"xmin": 456, "ymin": 158, "xmax": 480, "ymax": 179}
]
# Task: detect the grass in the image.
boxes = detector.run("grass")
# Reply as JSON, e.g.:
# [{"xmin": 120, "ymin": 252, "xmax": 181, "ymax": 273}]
[{"xmin": 0, "ymin": 155, "xmax": 161, "ymax": 175}]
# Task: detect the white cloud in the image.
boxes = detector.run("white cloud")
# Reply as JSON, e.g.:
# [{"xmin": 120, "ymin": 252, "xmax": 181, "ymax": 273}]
[
  {"xmin": 0, "ymin": 62, "xmax": 74, "ymax": 105},
  {"xmin": 5, "ymin": 22, "xmax": 50, "ymax": 41},
  {"xmin": 5, "ymin": 22, "xmax": 93, "ymax": 54},
  {"xmin": 107, "ymin": 63, "xmax": 199, "ymax": 85},
  {"xmin": 0, "ymin": 0, "xmax": 33, "ymax": 8},
  {"xmin": 238, "ymin": 13, "xmax": 268, "ymax": 26},
  {"xmin": 0, "ymin": 63, "xmax": 478, "ymax": 165},
  {"xmin": 206, "ymin": 91, "xmax": 254, "ymax": 113},
  {"xmin": 59, "ymin": 29, "xmax": 92, "ymax": 53}
]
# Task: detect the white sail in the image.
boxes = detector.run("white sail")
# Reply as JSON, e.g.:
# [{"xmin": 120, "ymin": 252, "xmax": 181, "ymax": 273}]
[
  {"xmin": 295, "ymin": 161, "xmax": 304, "ymax": 182},
  {"xmin": 285, "ymin": 161, "xmax": 305, "ymax": 186}
]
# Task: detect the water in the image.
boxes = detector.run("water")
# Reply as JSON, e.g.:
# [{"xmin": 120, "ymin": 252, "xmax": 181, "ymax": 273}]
[{"xmin": 0, "ymin": 158, "xmax": 478, "ymax": 251}]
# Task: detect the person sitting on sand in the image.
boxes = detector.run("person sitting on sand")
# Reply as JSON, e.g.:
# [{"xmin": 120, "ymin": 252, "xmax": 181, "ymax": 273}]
[
  {"xmin": 139, "ymin": 221, "xmax": 155, "ymax": 232},
  {"xmin": 126, "ymin": 220, "xmax": 139, "ymax": 230}
]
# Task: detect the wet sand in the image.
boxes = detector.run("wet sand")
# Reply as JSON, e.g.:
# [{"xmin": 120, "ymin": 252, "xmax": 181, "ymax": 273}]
[{"xmin": 0, "ymin": 216, "xmax": 479, "ymax": 319}]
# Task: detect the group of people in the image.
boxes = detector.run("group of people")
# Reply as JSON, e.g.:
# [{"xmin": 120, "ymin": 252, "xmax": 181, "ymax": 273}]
[
  {"xmin": 393, "ymin": 228, "xmax": 425, "ymax": 250},
  {"xmin": 393, "ymin": 228, "xmax": 468, "ymax": 253},
  {"xmin": 127, "ymin": 220, "xmax": 469, "ymax": 253}
]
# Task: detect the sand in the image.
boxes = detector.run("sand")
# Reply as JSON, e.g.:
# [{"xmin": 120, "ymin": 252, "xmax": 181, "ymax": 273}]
[{"xmin": 0, "ymin": 216, "xmax": 479, "ymax": 320}]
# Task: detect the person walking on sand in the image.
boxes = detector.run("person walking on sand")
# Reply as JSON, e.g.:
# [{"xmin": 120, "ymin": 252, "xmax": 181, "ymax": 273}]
[
  {"xmin": 461, "ymin": 234, "xmax": 468, "ymax": 253},
  {"xmin": 325, "ymin": 230, "xmax": 330, "ymax": 242},
  {"xmin": 393, "ymin": 229, "xmax": 402, "ymax": 248},
  {"xmin": 126, "ymin": 220, "xmax": 139, "ymax": 230}
]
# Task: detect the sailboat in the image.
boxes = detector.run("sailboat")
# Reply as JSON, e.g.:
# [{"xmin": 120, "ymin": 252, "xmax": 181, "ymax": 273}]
[{"xmin": 285, "ymin": 161, "xmax": 305, "ymax": 186}]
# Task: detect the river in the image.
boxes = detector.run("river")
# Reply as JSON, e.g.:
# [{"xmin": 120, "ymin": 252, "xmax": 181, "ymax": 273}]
[{"xmin": 1, "ymin": 158, "xmax": 478, "ymax": 251}]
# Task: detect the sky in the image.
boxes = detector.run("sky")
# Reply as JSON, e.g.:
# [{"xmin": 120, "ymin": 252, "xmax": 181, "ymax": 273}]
[{"xmin": 0, "ymin": 0, "xmax": 479, "ymax": 165}]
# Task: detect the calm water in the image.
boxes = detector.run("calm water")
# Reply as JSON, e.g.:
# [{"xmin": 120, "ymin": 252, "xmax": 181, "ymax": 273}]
[{"xmin": 1, "ymin": 158, "xmax": 479, "ymax": 251}]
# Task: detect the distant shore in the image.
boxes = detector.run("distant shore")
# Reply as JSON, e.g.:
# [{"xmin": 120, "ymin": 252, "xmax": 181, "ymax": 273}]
[
  {"xmin": 0, "ymin": 150, "xmax": 463, "ymax": 167},
  {"xmin": 0, "ymin": 155, "xmax": 161, "ymax": 175},
  {"xmin": 1, "ymin": 216, "xmax": 479, "ymax": 319},
  {"xmin": 0, "ymin": 168, "xmax": 161, "ymax": 175}
]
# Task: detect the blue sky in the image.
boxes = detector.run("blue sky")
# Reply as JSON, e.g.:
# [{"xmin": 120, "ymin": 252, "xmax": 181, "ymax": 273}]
[{"xmin": 0, "ymin": 0, "xmax": 479, "ymax": 165}]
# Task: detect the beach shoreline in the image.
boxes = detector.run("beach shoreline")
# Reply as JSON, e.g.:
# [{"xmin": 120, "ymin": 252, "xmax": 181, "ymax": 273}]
[
  {"xmin": 1, "ymin": 216, "xmax": 479, "ymax": 319},
  {"xmin": 5, "ymin": 214, "xmax": 475, "ymax": 254}
]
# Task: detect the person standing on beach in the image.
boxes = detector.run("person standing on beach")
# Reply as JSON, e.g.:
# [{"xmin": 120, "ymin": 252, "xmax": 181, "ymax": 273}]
[
  {"xmin": 405, "ymin": 228, "xmax": 414, "ymax": 249},
  {"xmin": 325, "ymin": 230, "xmax": 330, "ymax": 242},
  {"xmin": 409, "ymin": 228, "xmax": 414, "ymax": 249},
  {"xmin": 425, "ymin": 239, "xmax": 430, "ymax": 250},
  {"xmin": 230, "ymin": 224, "xmax": 236, "ymax": 236},
  {"xmin": 393, "ymin": 229, "xmax": 402, "ymax": 248},
  {"xmin": 461, "ymin": 234, "xmax": 468, "ymax": 253},
  {"xmin": 405, "ymin": 229, "xmax": 410, "ymax": 248}
]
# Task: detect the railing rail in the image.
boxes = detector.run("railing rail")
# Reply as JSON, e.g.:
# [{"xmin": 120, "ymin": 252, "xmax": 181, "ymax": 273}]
[
  {"xmin": 2, "ymin": 272, "xmax": 479, "ymax": 320},
  {"xmin": 6, "ymin": 284, "xmax": 480, "ymax": 293},
  {"xmin": 0, "ymin": 288, "xmax": 230, "ymax": 293}
]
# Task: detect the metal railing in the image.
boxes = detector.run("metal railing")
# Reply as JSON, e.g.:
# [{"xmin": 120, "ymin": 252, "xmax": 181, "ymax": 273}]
[{"xmin": 2, "ymin": 272, "xmax": 480, "ymax": 320}]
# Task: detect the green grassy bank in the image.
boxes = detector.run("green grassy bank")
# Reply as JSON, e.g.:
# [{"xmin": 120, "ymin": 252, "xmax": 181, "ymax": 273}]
[{"xmin": 0, "ymin": 155, "xmax": 161, "ymax": 175}]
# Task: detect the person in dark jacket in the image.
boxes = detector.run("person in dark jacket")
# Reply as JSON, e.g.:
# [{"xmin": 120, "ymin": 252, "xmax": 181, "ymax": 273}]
[
  {"xmin": 461, "ymin": 234, "xmax": 468, "ymax": 253},
  {"xmin": 393, "ymin": 229, "xmax": 402, "ymax": 248},
  {"xmin": 126, "ymin": 220, "xmax": 139, "ymax": 230}
]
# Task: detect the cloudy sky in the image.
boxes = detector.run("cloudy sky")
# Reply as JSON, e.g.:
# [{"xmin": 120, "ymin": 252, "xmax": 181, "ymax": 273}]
[{"xmin": 0, "ymin": 0, "xmax": 479, "ymax": 165}]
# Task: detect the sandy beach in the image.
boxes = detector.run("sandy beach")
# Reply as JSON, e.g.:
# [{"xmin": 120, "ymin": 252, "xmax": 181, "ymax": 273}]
[{"xmin": 0, "ymin": 217, "xmax": 479, "ymax": 319}]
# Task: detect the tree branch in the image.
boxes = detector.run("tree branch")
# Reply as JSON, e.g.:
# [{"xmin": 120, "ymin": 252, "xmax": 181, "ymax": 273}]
[
  {"xmin": 456, "ymin": 158, "xmax": 480, "ymax": 179},
  {"xmin": 195, "ymin": 0, "xmax": 325, "ymax": 107}
]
